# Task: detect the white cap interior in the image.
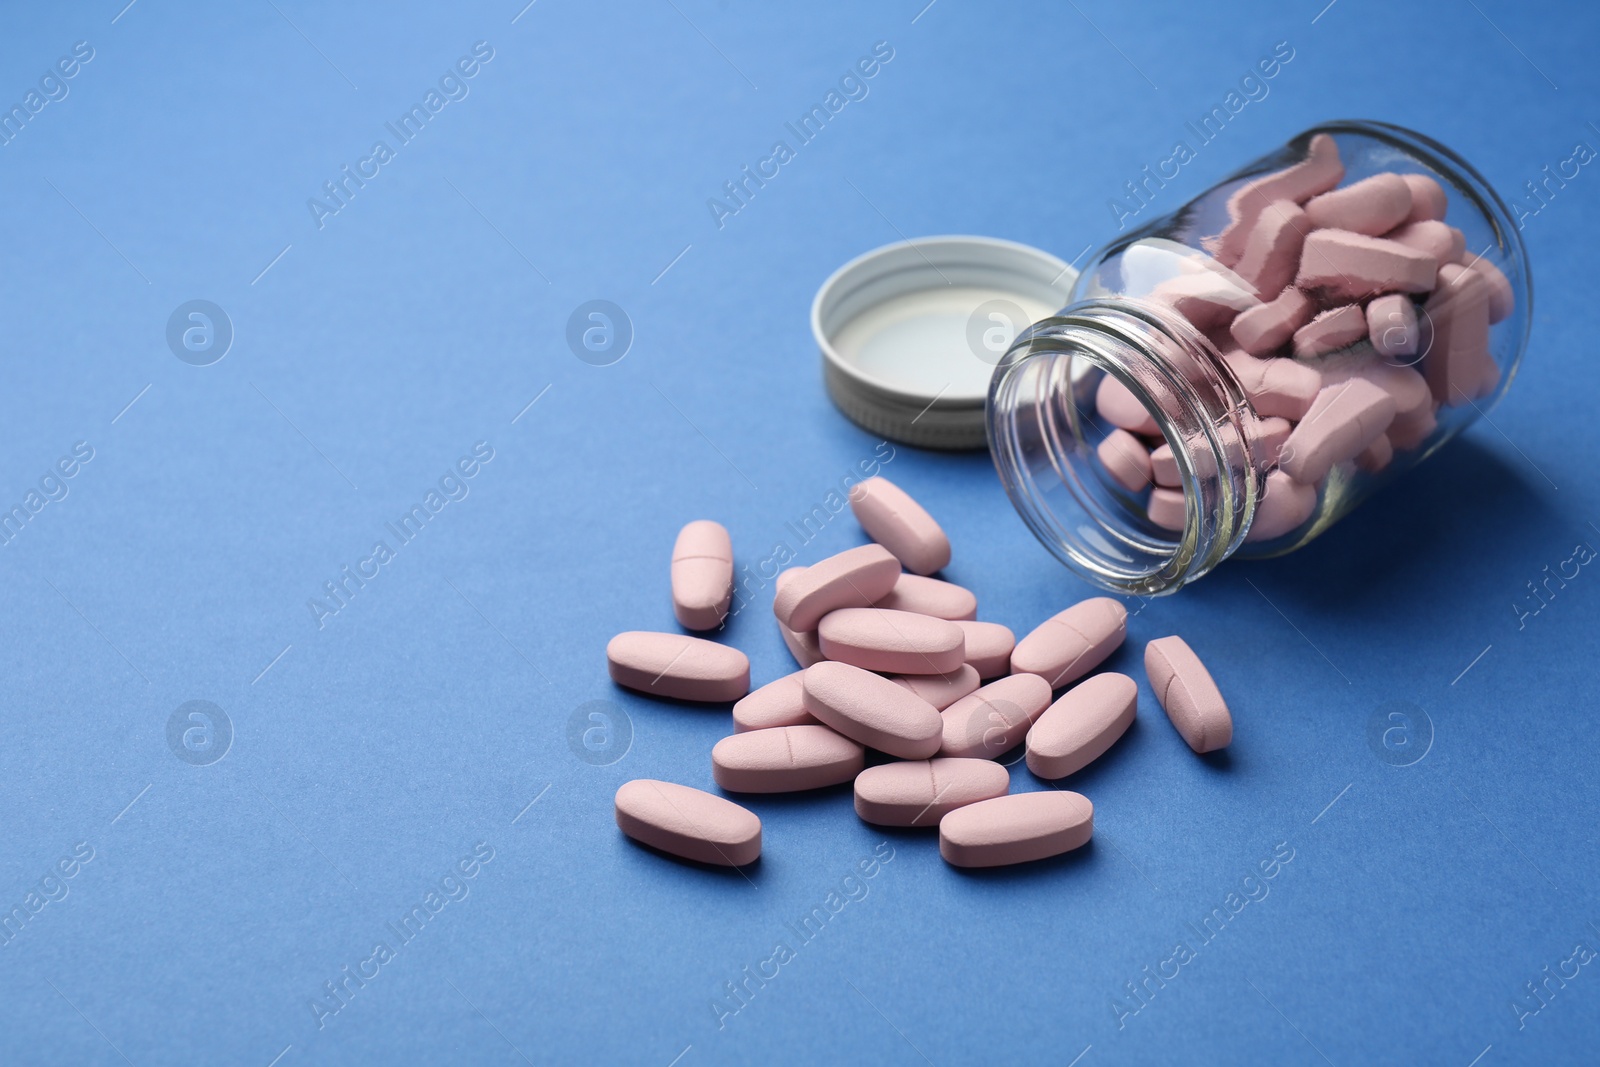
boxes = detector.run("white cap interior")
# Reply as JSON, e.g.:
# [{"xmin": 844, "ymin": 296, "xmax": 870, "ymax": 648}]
[{"xmin": 812, "ymin": 236, "xmax": 1078, "ymax": 450}]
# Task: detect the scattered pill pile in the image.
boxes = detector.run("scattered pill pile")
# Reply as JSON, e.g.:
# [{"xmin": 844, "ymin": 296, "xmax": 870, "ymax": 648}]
[
  {"xmin": 607, "ymin": 477, "xmax": 1233, "ymax": 870},
  {"xmin": 1094, "ymin": 133, "xmax": 1513, "ymax": 542}
]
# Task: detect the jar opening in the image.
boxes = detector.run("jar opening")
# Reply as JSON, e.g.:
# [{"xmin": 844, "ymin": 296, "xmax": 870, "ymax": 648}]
[{"xmin": 987, "ymin": 300, "xmax": 1259, "ymax": 595}]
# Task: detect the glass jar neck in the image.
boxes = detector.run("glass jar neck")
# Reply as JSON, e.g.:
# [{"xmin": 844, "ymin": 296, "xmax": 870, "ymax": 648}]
[{"xmin": 986, "ymin": 298, "xmax": 1262, "ymax": 595}]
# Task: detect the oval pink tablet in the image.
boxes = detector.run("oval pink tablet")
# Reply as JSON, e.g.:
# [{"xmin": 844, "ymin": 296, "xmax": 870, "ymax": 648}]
[
  {"xmin": 1222, "ymin": 351, "xmax": 1322, "ymax": 421},
  {"xmin": 1366, "ymin": 293, "xmax": 1419, "ymax": 359},
  {"xmin": 889, "ymin": 664, "xmax": 981, "ymax": 710},
  {"xmin": 1010, "ymin": 598, "xmax": 1127, "ymax": 688},
  {"xmin": 1248, "ymin": 416, "xmax": 1293, "ymax": 468},
  {"xmin": 1458, "ymin": 251, "xmax": 1514, "ymax": 324},
  {"xmin": 1244, "ymin": 470, "xmax": 1318, "ymax": 543},
  {"xmin": 1291, "ymin": 305, "xmax": 1367, "ymax": 359},
  {"xmin": 1303, "ymin": 173, "xmax": 1413, "ymax": 236},
  {"xmin": 848, "ymin": 477, "xmax": 951, "ymax": 576},
  {"xmin": 940, "ymin": 673, "xmax": 1054, "ymax": 759},
  {"xmin": 1149, "ymin": 443, "xmax": 1180, "ymax": 488},
  {"xmin": 670, "ymin": 519, "xmax": 734, "ymax": 631},
  {"xmin": 955, "ymin": 620, "xmax": 1015, "ymax": 679},
  {"xmin": 1146, "ymin": 487, "xmax": 1186, "ymax": 531},
  {"xmin": 1232, "ymin": 199, "xmax": 1311, "ymax": 297},
  {"xmin": 1422, "ymin": 263, "xmax": 1495, "ymax": 405},
  {"xmin": 1384, "ymin": 219, "xmax": 1459, "ymax": 267},
  {"xmin": 1230, "ymin": 286, "xmax": 1317, "ymax": 356},
  {"xmin": 1097, "ymin": 429, "xmax": 1153, "ymax": 493},
  {"xmin": 607, "ymin": 631, "xmax": 750, "ymax": 702},
  {"xmin": 938, "ymin": 790, "xmax": 1094, "ymax": 868},
  {"xmin": 873, "ymin": 573, "xmax": 977, "ymax": 621},
  {"xmin": 1025, "ymin": 672, "xmax": 1137, "ymax": 779},
  {"xmin": 1401, "ymin": 172, "xmax": 1448, "ymax": 222},
  {"xmin": 778, "ymin": 620, "xmax": 824, "ymax": 669},
  {"xmin": 1215, "ymin": 133, "xmax": 1344, "ymax": 264},
  {"xmin": 1357, "ymin": 432, "xmax": 1393, "ymax": 473},
  {"xmin": 854, "ymin": 758, "xmax": 1010, "ymax": 827},
  {"xmin": 1296, "ymin": 229, "xmax": 1438, "ymax": 300},
  {"xmin": 614, "ymin": 779, "xmax": 761, "ymax": 867},
  {"xmin": 1279, "ymin": 378, "xmax": 1396, "ymax": 485},
  {"xmin": 712, "ymin": 725, "xmax": 864, "ymax": 793},
  {"xmin": 1148, "ymin": 271, "xmax": 1259, "ymax": 332},
  {"xmin": 1144, "ymin": 636, "xmax": 1232, "ymax": 753},
  {"xmin": 732, "ymin": 672, "xmax": 818, "ymax": 732},
  {"xmin": 1095, "ymin": 375, "xmax": 1158, "ymax": 435},
  {"xmin": 801, "ymin": 661, "xmax": 943, "ymax": 759},
  {"xmin": 774, "ymin": 569, "xmax": 824, "ymax": 668},
  {"xmin": 1388, "ymin": 401, "xmax": 1438, "ymax": 452},
  {"xmin": 771, "ymin": 544, "xmax": 901, "ymax": 633},
  {"xmin": 816, "ymin": 607, "xmax": 966, "ymax": 675}
]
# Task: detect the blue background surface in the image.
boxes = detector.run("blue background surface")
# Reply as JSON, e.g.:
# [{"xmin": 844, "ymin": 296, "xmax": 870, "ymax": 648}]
[{"xmin": 0, "ymin": 1, "xmax": 1596, "ymax": 1063}]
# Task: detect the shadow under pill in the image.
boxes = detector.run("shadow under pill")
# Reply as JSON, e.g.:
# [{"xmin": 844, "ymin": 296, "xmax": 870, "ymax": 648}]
[
  {"xmin": 946, "ymin": 837, "xmax": 1100, "ymax": 883},
  {"xmin": 623, "ymin": 836, "xmax": 763, "ymax": 878},
  {"xmin": 720, "ymin": 780, "xmax": 857, "ymax": 813}
]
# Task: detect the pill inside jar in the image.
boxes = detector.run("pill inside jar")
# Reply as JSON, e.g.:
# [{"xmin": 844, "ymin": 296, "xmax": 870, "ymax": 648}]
[{"xmin": 986, "ymin": 122, "xmax": 1530, "ymax": 595}]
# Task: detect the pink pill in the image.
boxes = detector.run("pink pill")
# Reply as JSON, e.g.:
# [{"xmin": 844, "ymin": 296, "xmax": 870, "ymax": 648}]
[
  {"xmin": 607, "ymin": 631, "xmax": 750, "ymax": 702},
  {"xmin": 1401, "ymin": 173, "xmax": 1448, "ymax": 222},
  {"xmin": 1146, "ymin": 487, "xmax": 1187, "ymax": 531},
  {"xmin": 712, "ymin": 725, "xmax": 865, "ymax": 793},
  {"xmin": 1248, "ymin": 416, "xmax": 1293, "ymax": 468},
  {"xmin": 1421, "ymin": 263, "xmax": 1496, "ymax": 405},
  {"xmin": 1025, "ymin": 672, "xmax": 1137, "ymax": 779},
  {"xmin": 1388, "ymin": 401, "xmax": 1438, "ymax": 452},
  {"xmin": 1296, "ymin": 229, "xmax": 1438, "ymax": 301},
  {"xmin": 848, "ymin": 477, "xmax": 951, "ymax": 576},
  {"xmin": 1292, "ymin": 304, "xmax": 1368, "ymax": 360},
  {"xmin": 1216, "ymin": 133, "xmax": 1345, "ymax": 264},
  {"xmin": 671, "ymin": 520, "xmax": 734, "ymax": 631},
  {"xmin": 1473, "ymin": 354, "xmax": 1503, "ymax": 398},
  {"xmin": 1097, "ymin": 428, "xmax": 1154, "ymax": 494},
  {"xmin": 873, "ymin": 573, "xmax": 977, "ymax": 621},
  {"xmin": 1147, "ymin": 435, "xmax": 1219, "ymax": 485},
  {"xmin": 1230, "ymin": 286, "xmax": 1317, "ymax": 356},
  {"xmin": 732, "ymin": 672, "xmax": 818, "ymax": 732},
  {"xmin": 1010, "ymin": 597, "xmax": 1127, "ymax": 689},
  {"xmin": 1366, "ymin": 294, "xmax": 1419, "ymax": 358},
  {"xmin": 1244, "ymin": 470, "xmax": 1318, "ymax": 543},
  {"xmin": 956, "ymin": 620, "xmax": 1016, "ymax": 680},
  {"xmin": 1096, "ymin": 374, "xmax": 1158, "ymax": 435},
  {"xmin": 1149, "ymin": 270, "xmax": 1259, "ymax": 332},
  {"xmin": 772, "ymin": 544, "xmax": 901, "ymax": 633},
  {"xmin": 889, "ymin": 664, "xmax": 982, "ymax": 710},
  {"xmin": 1233, "ymin": 200, "xmax": 1311, "ymax": 298},
  {"xmin": 1304, "ymin": 173, "xmax": 1413, "ymax": 236},
  {"xmin": 1357, "ymin": 433, "xmax": 1393, "ymax": 473},
  {"xmin": 1144, "ymin": 636, "xmax": 1232, "ymax": 753},
  {"xmin": 1336, "ymin": 358, "xmax": 1430, "ymax": 420},
  {"xmin": 1457, "ymin": 250, "xmax": 1515, "ymax": 324},
  {"xmin": 817, "ymin": 607, "xmax": 966, "ymax": 675},
  {"xmin": 939, "ymin": 673, "xmax": 1054, "ymax": 758},
  {"xmin": 801, "ymin": 661, "xmax": 943, "ymax": 759},
  {"xmin": 615, "ymin": 779, "xmax": 761, "ymax": 867},
  {"xmin": 939, "ymin": 790, "xmax": 1094, "ymax": 868},
  {"xmin": 1222, "ymin": 350, "xmax": 1322, "ymax": 421},
  {"xmin": 1385, "ymin": 220, "xmax": 1462, "ymax": 267},
  {"xmin": 1149, "ymin": 443, "xmax": 1179, "ymax": 487},
  {"xmin": 778, "ymin": 620, "xmax": 823, "ymax": 669},
  {"xmin": 1279, "ymin": 378, "xmax": 1396, "ymax": 485},
  {"xmin": 854, "ymin": 758, "xmax": 1010, "ymax": 827},
  {"xmin": 774, "ymin": 568, "xmax": 825, "ymax": 667},
  {"xmin": 1251, "ymin": 470, "xmax": 1307, "ymax": 534}
]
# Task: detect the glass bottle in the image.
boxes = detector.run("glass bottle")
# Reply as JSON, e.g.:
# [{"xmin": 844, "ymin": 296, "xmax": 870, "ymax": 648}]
[{"xmin": 987, "ymin": 120, "xmax": 1531, "ymax": 595}]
